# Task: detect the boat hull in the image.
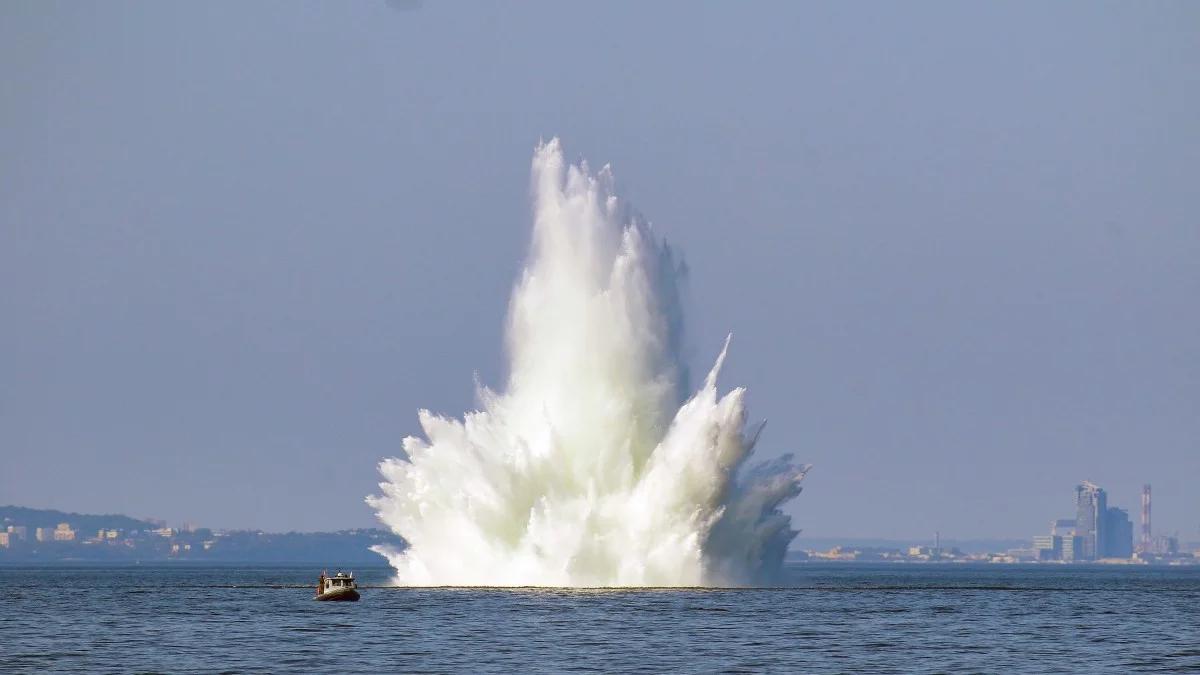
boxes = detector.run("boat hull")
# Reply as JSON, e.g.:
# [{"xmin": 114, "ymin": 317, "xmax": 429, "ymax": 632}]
[{"xmin": 314, "ymin": 588, "xmax": 360, "ymax": 602}]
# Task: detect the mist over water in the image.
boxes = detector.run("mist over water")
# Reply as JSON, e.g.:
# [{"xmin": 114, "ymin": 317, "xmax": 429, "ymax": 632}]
[{"xmin": 367, "ymin": 139, "xmax": 809, "ymax": 586}]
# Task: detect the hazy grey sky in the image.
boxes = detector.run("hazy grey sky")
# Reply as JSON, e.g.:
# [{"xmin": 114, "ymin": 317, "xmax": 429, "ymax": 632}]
[{"xmin": 2, "ymin": 1, "xmax": 1197, "ymax": 539}]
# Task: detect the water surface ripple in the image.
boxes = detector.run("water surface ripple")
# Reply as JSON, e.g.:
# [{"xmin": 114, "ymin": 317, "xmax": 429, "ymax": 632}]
[{"xmin": 2, "ymin": 563, "xmax": 1197, "ymax": 673}]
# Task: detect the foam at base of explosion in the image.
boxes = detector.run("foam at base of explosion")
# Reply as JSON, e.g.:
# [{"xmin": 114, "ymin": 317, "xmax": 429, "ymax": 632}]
[{"xmin": 367, "ymin": 139, "xmax": 809, "ymax": 586}]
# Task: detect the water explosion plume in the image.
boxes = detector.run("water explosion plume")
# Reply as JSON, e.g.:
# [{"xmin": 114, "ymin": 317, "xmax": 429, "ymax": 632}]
[{"xmin": 367, "ymin": 139, "xmax": 810, "ymax": 586}]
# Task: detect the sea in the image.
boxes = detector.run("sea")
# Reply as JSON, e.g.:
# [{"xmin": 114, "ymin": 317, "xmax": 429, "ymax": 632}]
[{"xmin": 1, "ymin": 563, "xmax": 1197, "ymax": 673}]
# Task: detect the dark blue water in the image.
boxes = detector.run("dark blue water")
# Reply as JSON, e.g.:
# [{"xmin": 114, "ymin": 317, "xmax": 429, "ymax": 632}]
[{"xmin": 2, "ymin": 563, "xmax": 1197, "ymax": 673}]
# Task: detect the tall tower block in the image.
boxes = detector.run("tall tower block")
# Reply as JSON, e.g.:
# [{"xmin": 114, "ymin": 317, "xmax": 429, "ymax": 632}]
[
  {"xmin": 1075, "ymin": 481, "xmax": 1107, "ymax": 560},
  {"xmin": 1140, "ymin": 484, "xmax": 1152, "ymax": 551}
]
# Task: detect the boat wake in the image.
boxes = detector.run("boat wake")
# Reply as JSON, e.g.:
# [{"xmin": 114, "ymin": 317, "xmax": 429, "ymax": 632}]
[{"xmin": 367, "ymin": 139, "xmax": 809, "ymax": 586}]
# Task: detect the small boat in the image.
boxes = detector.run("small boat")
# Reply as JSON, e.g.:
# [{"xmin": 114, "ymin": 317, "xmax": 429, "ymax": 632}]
[{"xmin": 314, "ymin": 570, "xmax": 360, "ymax": 602}]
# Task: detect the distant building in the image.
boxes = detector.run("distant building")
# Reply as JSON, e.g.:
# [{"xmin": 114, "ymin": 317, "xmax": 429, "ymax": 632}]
[
  {"xmin": 1061, "ymin": 535, "xmax": 1084, "ymax": 562},
  {"xmin": 53, "ymin": 523, "xmax": 76, "ymax": 542},
  {"xmin": 1153, "ymin": 535, "xmax": 1180, "ymax": 556},
  {"xmin": 1051, "ymin": 519, "xmax": 1076, "ymax": 537},
  {"xmin": 1102, "ymin": 508, "xmax": 1133, "ymax": 559},
  {"xmin": 1005, "ymin": 547, "xmax": 1039, "ymax": 561},
  {"xmin": 811, "ymin": 546, "xmax": 904, "ymax": 561},
  {"xmin": 843, "ymin": 547, "xmax": 902, "ymax": 561},
  {"xmin": 1075, "ymin": 481, "xmax": 1107, "ymax": 561},
  {"xmin": 1033, "ymin": 535, "xmax": 1062, "ymax": 561},
  {"xmin": 906, "ymin": 545, "xmax": 962, "ymax": 560},
  {"xmin": 93, "ymin": 528, "xmax": 121, "ymax": 541},
  {"xmin": 7, "ymin": 525, "xmax": 28, "ymax": 541},
  {"xmin": 35, "ymin": 527, "xmax": 55, "ymax": 542},
  {"xmin": 0, "ymin": 532, "xmax": 9, "ymax": 548}
]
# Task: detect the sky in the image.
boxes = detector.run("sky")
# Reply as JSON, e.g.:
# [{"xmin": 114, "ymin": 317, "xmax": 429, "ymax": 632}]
[{"xmin": 1, "ymin": 1, "xmax": 1197, "ymax": 540}]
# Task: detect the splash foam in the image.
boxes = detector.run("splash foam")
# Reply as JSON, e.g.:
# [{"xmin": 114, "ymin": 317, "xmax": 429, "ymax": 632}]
[{"xmin": 367, "ymin": 139, "xmax": 809, "ymax": 586}]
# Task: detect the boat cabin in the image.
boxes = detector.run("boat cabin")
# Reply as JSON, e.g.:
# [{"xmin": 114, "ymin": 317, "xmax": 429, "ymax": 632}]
[{"xmin": 315, "ymin": 570, "xmax": 359, "ymax": 601}]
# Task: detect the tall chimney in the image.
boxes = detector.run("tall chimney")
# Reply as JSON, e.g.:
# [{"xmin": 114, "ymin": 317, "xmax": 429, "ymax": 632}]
[{"xmin": 1140, "ymin": 484, "xmax": 1152, "ymax": 551}]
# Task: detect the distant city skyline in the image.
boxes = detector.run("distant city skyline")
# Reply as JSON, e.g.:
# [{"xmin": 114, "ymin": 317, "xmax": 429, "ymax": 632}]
[
  {"xmin": 5, "ymin": 503, "xmax": 1194, "ymax": 565},
  {"xmin": 2, "ymin": 2, "xmax": 1197, "ymax": 536},
  {"xmin": 6, "ymin": 475, "xmax": 1197, "ymax": 546}
]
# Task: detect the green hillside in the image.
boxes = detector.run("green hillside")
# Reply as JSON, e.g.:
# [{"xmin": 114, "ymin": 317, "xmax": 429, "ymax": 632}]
[{"xmin": 0, "ymin": 505, "xmax": 160, "ymax": 533}]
